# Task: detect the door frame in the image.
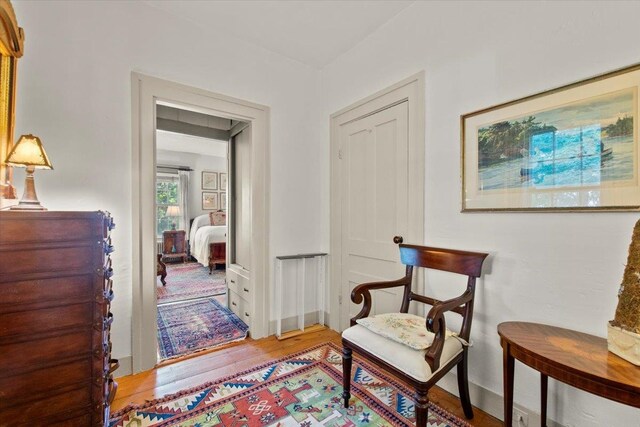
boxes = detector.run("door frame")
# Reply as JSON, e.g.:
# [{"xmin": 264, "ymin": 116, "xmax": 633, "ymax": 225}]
[
  {"xmin": 131, "ymin": 73, "xmax": 271, "ymax": 373},
  {"xmin": 329, "ymin": 72, "xmax": 425, "ymax": 332}
]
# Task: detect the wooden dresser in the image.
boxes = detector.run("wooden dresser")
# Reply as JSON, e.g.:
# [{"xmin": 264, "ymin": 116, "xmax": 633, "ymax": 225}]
[{"xmin": 0, "ymin": 211, "xmax": 117, "ymax": 426}]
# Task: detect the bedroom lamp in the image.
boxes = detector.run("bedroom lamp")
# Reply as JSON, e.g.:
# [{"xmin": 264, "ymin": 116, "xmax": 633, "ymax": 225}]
[
  {"xmin": 166, "ymin": 205, "xmax": 180, "ymax": 231},
  {"xmin": 4, "ymin": 134, "xmax": 53, "ymax": 211}
]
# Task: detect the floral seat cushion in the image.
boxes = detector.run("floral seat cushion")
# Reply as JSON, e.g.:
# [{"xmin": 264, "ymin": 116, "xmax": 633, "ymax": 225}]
[{"xmin": 356, "ymin": 312, "xmax": 456, "ymax": 350}]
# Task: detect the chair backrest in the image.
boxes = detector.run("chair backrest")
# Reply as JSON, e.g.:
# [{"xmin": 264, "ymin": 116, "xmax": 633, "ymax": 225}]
[
  {"xmin": 399, "ymin": 244, "xmax": 487, "ymax": 278},
  {"xmin": 396, "ymin": 244, "xmax": 488, "ymax": 324}
]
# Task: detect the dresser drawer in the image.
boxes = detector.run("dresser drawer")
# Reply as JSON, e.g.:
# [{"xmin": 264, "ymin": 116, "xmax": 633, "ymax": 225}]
[
  {"xmin": 0, "ymin": 275, "xmax": 94, "ymax": 311},
  {"xmin": 0, "ymin": 329, "xmax": 92, "ymax": 373},
  {"xmin": 0, "ymin": 303, "xmax": 93, "ymax": 338},
  {"xmin": 0, "ymin": 211, "xmax": 107, "ymax": 244},
  {"xmin": 227, "ymin": 270, "xmax": 250, "ymax": 296},
  {"xmin": 0, "ymin": 358, "xmax": 91, "ymax": 405},
  {"xmin": 0, "ymin": 244, "xmax": 101, "ymax": 276},
  {"xmin": 0, "ymin": 384, "xmax": 92, "ymax": 425},
  {"xmin": 226, "ymin": 270, "xmax": 239, "ymax": 293},
  {"xmin": 228, "ymin": 290, "xmax": 241, "ymax": 317},
  {"xmin": 48, "ymin": 412, "xmax": 93, "ymax": 427},
  {"xmin": 229, "ymin": 290, "xmax": 250, "ymax": 319},
  {"xmin": 242, "ymin": 309, "xmax": 251, "ymax": 327}
]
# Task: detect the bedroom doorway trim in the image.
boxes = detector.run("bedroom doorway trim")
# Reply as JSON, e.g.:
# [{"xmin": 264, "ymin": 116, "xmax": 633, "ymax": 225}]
[
  {"xmin": 329, "ymin": 72, "xmax": 425, "ymax": 332},
  {"xmin": 131, "ymin": 73, "xmax": 271, "ymax": 373}
]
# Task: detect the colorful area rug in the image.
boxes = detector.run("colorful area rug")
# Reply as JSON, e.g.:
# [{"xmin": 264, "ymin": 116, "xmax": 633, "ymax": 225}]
[
  {"xmin": 111, "ymin": 343, "xmax": 470, "ymax": 427},
  {"xmin": 157, "ymin": 298, "xmax": 248, "ymax": 359},
  {"xmin": 157, "ymin": 262, "xmax": 227, "ymax": 304}
]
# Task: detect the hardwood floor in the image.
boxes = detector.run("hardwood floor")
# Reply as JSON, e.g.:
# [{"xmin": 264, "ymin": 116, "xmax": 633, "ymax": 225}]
[{"xmin": 113, "ymin": 329, "xmax": 502, "ymax": 426}]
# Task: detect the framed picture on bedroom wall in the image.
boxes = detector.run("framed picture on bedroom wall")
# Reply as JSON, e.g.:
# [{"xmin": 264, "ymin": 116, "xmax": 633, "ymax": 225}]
[
  {"xmin": 220, "ymin": 192, "xmax": 227, "ymax": 210},
  {"xmin": 462, "ymin": 62, "xmax": 640, "ymax": 212},
  {"xmin": 202, "ymin": 171, "xmax": 218, "ymax": 190},
  {"xmin": 219, "ymin": 173, "xmax": 227, "ymax": 192},
  {"xmin": 202, "ymin": 192, "xmax": 219, "ymax": 210}
]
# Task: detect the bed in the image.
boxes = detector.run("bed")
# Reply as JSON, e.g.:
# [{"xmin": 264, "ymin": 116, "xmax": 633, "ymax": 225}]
[{"xmin": 189, "ymin": 214, "xmax": 227, "ymax": 273}]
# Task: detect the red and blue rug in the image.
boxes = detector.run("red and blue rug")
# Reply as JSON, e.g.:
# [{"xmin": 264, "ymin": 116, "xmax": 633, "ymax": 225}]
[
  {"xmin": 157, "ymin": 298, "xmax": 248, "ymax": 359},
  {"xmin": 111, "ymin": 343, "xmax": 470, "ymax": 427},
  {"xmin": 157, "ymin": 262, "xmax": 227, "ymax": 304}
]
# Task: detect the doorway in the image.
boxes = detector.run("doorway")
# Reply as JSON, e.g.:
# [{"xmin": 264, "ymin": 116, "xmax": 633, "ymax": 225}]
[
  {"xmin": 329, "ymin": 72, "xmax": 425, "ymax": 331},
  {"xmin": 154, "ymin": 104, "xmax": 249, "ymax": 360},
  {"xmin": 131, "ymin": 73, "xmax": 270, "ymax": 373}
]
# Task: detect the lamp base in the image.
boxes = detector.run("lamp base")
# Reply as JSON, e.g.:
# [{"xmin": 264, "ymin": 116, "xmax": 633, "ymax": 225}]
[
  {"xmin": 9, "ymin": 201, "xmax": 47, "ymax": 211},
  {"xmin": 10, "ymin": 166, "xmax": 47, "ymax": 211}
]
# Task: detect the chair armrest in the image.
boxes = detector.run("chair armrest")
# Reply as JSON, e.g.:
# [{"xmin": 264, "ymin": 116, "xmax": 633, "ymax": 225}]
[
  {"xmin": 350, "ymin": 275, "xmax": 412, "ymax": 326},
  {"xmin": 424, "ymin": 291, "xmax": 473, "ymax": 371}
]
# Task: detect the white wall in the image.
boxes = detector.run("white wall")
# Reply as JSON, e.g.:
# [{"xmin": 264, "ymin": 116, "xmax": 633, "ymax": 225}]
[
  {"xmin": 321, "ymin": 2, "xmax": 640, "ymax": 426},
  {"xmin": 12, "ymin": 1, "xmax": 324, "ymax": 366},
  {"xmin": 156, "ymin": 149, "xmax": 227, "ymax": 219}
]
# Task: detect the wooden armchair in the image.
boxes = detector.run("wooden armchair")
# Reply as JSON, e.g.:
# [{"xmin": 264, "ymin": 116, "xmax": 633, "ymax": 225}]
[
  {"xmin": 157, "ymin": 253, "xmax": 167, "ymax": 286},
  {"xmin": 341, "ymin": 243, "xmax": 488, "ymax": 426}
]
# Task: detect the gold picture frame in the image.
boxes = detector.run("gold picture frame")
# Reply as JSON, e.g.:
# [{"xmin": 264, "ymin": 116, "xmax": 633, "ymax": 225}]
[
  {"xmin": 0, "ymin": 0, "xmax": 24, "ymax": 200},
  {"xmin": 462, "ymin": 63, "xmax": 640, "ymax": 212}
]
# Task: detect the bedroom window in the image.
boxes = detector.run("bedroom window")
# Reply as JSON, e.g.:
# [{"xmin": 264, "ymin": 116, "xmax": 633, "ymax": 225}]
[{"xmin": 156, "ymin": 174, "xmax": 180, "ymax": 237}]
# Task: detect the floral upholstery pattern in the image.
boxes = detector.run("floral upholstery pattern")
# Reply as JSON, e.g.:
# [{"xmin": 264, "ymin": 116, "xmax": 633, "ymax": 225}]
[{"xmin": 356, "ymin": 312, "xmax": 456, "ymax": 350}]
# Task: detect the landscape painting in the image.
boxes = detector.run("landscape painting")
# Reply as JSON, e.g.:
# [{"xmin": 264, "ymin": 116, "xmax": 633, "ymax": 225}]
[
  {"xmin": 462, "ymin": 63, "xmax": 640, "ymax": 211},
  {"xmin": 477, "ymin": 88, "xmax": 635, "ymax": 191}
]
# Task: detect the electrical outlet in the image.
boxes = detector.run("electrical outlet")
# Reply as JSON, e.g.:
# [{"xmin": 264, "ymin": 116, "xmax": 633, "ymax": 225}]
[{"xmin": 513, "ymin": 408, "xmax": 529, "ymax": 426}]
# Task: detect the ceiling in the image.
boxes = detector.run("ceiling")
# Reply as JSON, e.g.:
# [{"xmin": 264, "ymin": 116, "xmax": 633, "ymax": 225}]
[
  {"xmin": 142, "ymin": 0, "xmax": 413, "ymax": 68},
  {"xmin": 156, "ymin": 130, "xmax": 227, "ymax": 158}
]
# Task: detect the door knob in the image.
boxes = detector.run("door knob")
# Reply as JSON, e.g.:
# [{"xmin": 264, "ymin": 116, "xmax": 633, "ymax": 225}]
[{"xmin": 393, "ymin": 236, "xmax": 403, "ymax": 244}]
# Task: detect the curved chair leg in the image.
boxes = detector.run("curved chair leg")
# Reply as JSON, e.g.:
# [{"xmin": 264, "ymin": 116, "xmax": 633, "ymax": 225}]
[
  {"xmin": 342, "ymin": 346, "xmax": 352, "ymax": 408},
  {"xmin": 414, "ymin": 387, "xmax": 429, "ymax": 427},
  {"xmin": 457, "ymin": 351, "xmax": 474, "ymax": 419}
]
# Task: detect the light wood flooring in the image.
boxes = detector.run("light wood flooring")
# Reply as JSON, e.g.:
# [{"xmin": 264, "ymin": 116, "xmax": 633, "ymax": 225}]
[{"xmin": 113, "ymin": 329, "xmax": 502, "ymax": 426}]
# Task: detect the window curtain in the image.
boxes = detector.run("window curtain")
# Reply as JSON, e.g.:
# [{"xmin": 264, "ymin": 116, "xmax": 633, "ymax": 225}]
[{"xmin": 178, "ymin": 170, "xmax": 190, "ymax": 236}]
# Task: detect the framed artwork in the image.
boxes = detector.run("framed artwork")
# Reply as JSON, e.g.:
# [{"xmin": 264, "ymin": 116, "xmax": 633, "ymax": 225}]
[
  {"xmin": 220, "ymin": 173, "xmax": 227, "ymax": 191},
  {"xmin": 220, "ymin": 192, "xmax": 227, "ymax": 210},
  {"xmin": 202, "ymin": 192, "xmax": 219, "ymax": 210},
  {"xmin": 202, "ymin": 171, "xmax": 218, "ymax": 190},
  {"xmin": 462, "ymin": 63, "xmax": 640, "ymax": 212},
  {"xmin": 0, "ymin": 2, "xmax": 24, "ymax": 200}
]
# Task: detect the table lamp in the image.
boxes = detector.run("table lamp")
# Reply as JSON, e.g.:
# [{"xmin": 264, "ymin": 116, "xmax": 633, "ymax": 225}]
[
  {"xmin": 3, "ymin": 134, "xmax": 53, "ymax": 210},
  {"xmin": 166, "ymin": 205, "xmax": 180, "ymax": 231}
]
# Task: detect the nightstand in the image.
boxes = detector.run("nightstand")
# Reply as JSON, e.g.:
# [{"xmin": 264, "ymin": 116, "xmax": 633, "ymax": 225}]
[{"xmin": 162, "ymin": 230, "xmax": 187, "ymax": 263}]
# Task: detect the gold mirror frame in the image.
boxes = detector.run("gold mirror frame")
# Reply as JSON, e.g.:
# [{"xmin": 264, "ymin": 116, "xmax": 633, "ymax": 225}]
[{"xmin": 0, "ymin": 0, "xmax": 23, "ymax": 200}]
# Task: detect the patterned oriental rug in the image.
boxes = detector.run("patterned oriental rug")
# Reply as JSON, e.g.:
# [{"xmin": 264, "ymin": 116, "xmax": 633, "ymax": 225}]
[
  {"xmin": 111, "ymin": 343, "xmax": 470, "ymax": 427},
  {"xmin": 157, "ymin": 262, "xmax": 227, "ymax": 304},
  {"xmin": 157, "ymin": 298, "xmax": 248, "ymax": 359}
]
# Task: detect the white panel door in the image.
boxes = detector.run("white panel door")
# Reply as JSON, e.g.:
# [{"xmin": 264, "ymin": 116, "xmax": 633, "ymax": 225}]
[{"xmin": 340, "ymin": 102, "xmax": 409, "ymax": 328}]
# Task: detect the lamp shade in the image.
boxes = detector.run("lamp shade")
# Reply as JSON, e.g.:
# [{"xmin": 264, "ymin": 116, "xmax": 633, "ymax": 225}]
[
  {"xmin": 4, "ymin": 134, "xmax": 53, "ymax": 169},
  {"xmin": 166, "ymin": 205, "xmax": 181, "ymax": 217}
]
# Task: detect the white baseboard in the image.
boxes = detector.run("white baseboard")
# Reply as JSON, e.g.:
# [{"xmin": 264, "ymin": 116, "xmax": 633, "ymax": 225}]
[
  {"xmin": 438, "ymin": 371, "xmax": 561, "ymax": 427},
  {"xmin": 268, "ymin": 311, "xmax": 329, "ymax": 336},
  {"xmin": 114, "ymin": 355, "xmax": 133, "ymax": 378}
]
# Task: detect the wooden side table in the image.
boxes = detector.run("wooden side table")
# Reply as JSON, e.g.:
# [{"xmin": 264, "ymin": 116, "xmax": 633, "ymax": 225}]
[
  {"xmin": 162, "ymin": 230, "xmax": 187, "ymax": 263},
  {"xmin": 498, "ymin": 322, "xmax": 640, "ymax": 427}
]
